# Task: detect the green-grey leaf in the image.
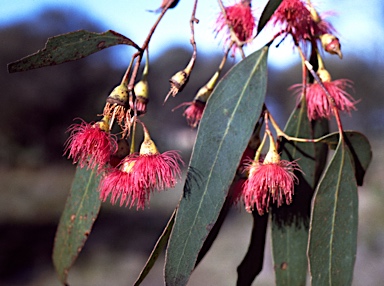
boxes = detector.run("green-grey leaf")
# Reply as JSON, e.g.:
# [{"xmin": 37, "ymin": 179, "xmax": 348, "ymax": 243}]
[
  {"xmin": 308, "ymin": 140, "xmax": 358, "ymax": 286},
  {"xmin": 8, "ymin": 30, "xmax": 139, "ymax": 73},
  {"xmin": 318, "ymin": 131, "xmax": 372, "ymax": 186},
  {"xmin": 164, "ymin": 47, "xmax": 269, "ymax": 286},
  {"xmin": 272, "ymin": 101, "xmax": 328, "ymax": 286},
  {"xmin": 257, "ymin": 0, "xmax": 282, "ymax": 34},
  {"xmin": 134, "ymin": 209, "xmax": 176, "ymax": 286},
  {"xmin": 52, "ymin": 165, "xmax": 102, "ymax": 285}
]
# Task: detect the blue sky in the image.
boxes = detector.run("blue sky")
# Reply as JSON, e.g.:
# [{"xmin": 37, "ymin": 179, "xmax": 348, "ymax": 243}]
[{"xmin": 1, "ymin": 0, "xmax": 383, "ymax": 67}]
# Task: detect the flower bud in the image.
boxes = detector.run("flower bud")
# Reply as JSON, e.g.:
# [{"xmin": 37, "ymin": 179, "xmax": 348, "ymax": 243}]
[
  {"xmin": 107, "ymin": 84, "xmax": 129, "ymax": 105},
  {"xmin": 320, "ymin": 34, "xmax": 342, "ymax": 59},
  {"xmin": 317, "ymin": 68, "xmax": 332, "ymax": 83},
  {"xmin": 133, "ymin": 79, "xmax": 149, "ymax": 114}
]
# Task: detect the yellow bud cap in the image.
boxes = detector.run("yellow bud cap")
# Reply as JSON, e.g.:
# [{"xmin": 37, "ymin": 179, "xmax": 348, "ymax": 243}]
[
  {"xmin": 94, "ymin": 115, "xmax": 110, "ymax": 132},
  {"xmin": 317, "ymin": 68, "xmax": 332, "ymax": 83},
  {"xmin": 134, "ymin": 80, "xmax": 149, "ymax": 100},
  {"xmin": 309, "ymin": 5, "xmax": 321, "ymax": 23},
  {"xmin": 194, "ymin": 85, "xmax": 212, "ymax": 103},
  {"xmin": 121, "ymin": 160, "xmax": 135, "ymax": 173},
  {"xmin": 139, "ymin": 129, "xmax": 159, "ymax": 155},
  {"xmin": 320, "ymin": 34, "xmax": 343, "ymax": 59},
  {"xmin": 107, "ymin": 84, "xmax": 129, "ymax": 105},
  {"xmin": 194, "ymin": 71, "xmax": 219, "ymax": 102},
  {"xmin": 263, "ymin": 134, "xmax": 280, "ymax": 164}
]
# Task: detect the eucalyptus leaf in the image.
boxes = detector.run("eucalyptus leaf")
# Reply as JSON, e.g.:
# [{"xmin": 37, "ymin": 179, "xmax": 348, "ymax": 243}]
[
  {"xmin": 8, "ymin": 30, "xmax": 139, "ymax": 73},
  {"xmin": 257, "ymin": 0, "xmax": 282, "ymax": 34},
  {"xmin": 52, "ymin": 165, "xmax": 102, "ymax": 285},
  {"xmin": 308, "ymin": 140, "xmax": 358, "ymax": 286},
  {"xmin": 134, "ymin": 210, "xmax": 176, "ymax": 286},
  {"xmin": 164, "ymin": 47, "xmax": 269, "ymax": 286},
  {"xmin": 318, "ymin": 131, "xmax": 372, "ymax": 185}
]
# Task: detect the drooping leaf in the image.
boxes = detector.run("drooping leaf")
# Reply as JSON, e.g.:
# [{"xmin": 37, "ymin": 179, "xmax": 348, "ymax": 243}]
[
  {"xmin": 308, "ymin": 139, "xmax": 358, "ymax": 286},
  {"xmin": 318, "ymin": 131, "xmax": 372, "ymax": 186},
  {"xmin": 237, "ymin": 211, "xmax": 268, "ymax": 286},
  {"xmin": 164, "ymin": 47, "xmax": 269, "ymax": 286},
  {"xmin": 257, "ymin": 0, "xmax": 282, "ymax": 34},
  {"xmin": 134, "ymin": 209, "xmax": 176, "ymax": 286},
  {"xmin": 8, "ymin": 30, "xmax": 139, "ymax": 73},
  {"xmin": 52, "ymin": 165, "xmax": 102, "ymax": 285},
  {"xmin": 271, "ymin": 101, "xmax": 329, "ymax": 286}
]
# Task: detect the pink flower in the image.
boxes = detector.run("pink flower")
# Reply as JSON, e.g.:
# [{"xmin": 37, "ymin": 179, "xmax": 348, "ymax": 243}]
[
  {"xmin": 181, "ymin": 100, "xmax": 206, "ymax": 128},
  {"xmin": 272, "ymin": 0, "xmax": 331, "ymax": 45},
  {"xmin": 243, "ymin": 159, "xmax": 299, "ymax": 215},
  {"xmin": 306, "ymin": 79, "xmax": 356, "ymax": 121},
  {"xmin": 229, "ymin": 145, "xmax": 256, "ymax": 205},
  {"xmin": 64, "ymin": 118, "xmax": 117, "ymax": 172},
  {"xmin": 99, "ymin": 130, "xmax": 183, "ymax": 209},
  {"xmin": 128, "ymin": 151, "xmax": 183, "ymax": 192},
  {"xmin": 216, "ymin": 0, "xmax": 256, "ymax": 52},
  {"xmin": 99, "ymin": 161, "xmax": 149, "ymax": 209}
]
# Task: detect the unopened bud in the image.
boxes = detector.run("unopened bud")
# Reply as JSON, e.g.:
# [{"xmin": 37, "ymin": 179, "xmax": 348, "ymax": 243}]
[
  {"xmin": 317, "ymin": 68, "xmax": 332, "ymax": 83},
  {"xmin": 320, "ymin": 34, "xmax": 342, "ymax": 59},
  {"xmin": 107, "ymin": 84, "xmax": 129, "ymax": 105},
  {"xmin": 133, "ymin": 79, "xmax": 149, "ymax": 114}
]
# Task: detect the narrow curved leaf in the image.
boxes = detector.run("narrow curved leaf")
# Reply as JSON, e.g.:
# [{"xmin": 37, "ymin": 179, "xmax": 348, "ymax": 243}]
[
  {"xmin": 134, "ymin": 210, "xmax": 176, "ymax": 286},
  {"xmin": 272, "ymin": 101, "xmax": 329, "ymax": 286},
  {"xmin": 165, "ymin": 47, "xmax": 269, "ymax": 286},
  {"xmin": 257, "ymin": 0, "xmax": 282, "ymax": 34},
  {"xmin": 308, "ymin": 140, "xmax": 358, "ymax": 286},
  {"xmin": 52, "ymin": 165, "xmax": 102, "ymax": 285},
  {"xmin": 8, "ymin": 30, "xmax": 139, "ymax": 73},
  {"xmin": 318, "ymin": 131, "xmax": 372, "ymax": 186}
]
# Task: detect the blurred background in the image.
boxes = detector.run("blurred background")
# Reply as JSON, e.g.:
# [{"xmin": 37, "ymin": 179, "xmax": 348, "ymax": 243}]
[{"xmin": 1, "ymin": 0, "xmax": 383, "ymax": 285}]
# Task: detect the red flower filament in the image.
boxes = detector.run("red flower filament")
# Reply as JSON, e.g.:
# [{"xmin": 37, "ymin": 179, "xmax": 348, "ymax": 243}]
[
  {"xmin": 99, "ymin": 150, "xmax": 183, "ymax": 209},
  {"xmin": 216, "ymin": 1, "xmax": 256, "ymax": 52},
  {"xmin": 64, "ymin": 120, "xmax": 117, "ymax": 172},
  {"xmin": 243, "ymin": 159, "xmax": 299, "ymax": 215},
  {"xmin": 306, "ymin": 79, "xmax": 356, "ymax": 121}
]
